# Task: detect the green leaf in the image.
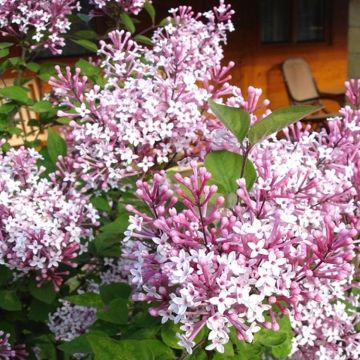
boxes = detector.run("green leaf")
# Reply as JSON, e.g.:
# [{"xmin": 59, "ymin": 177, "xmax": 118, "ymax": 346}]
[
  {"xmin": 209, "ymin": 99, "xmax": 250, "ymax": 142},
  {"xmin": 33, "ymin": 335, "xmax": 57, "ymax": 360},
  {"xmin": 31, "ymin": 100, "xmax": 53, "ymax": 113},
  {"xmin": 97, "ymin": 298, "xmax": 128, "ymax": 324},
  {"xmin": 64, "ymin": 293, "xmax": 103, "ymax": 310},
  {"xmin": 0, "ymin": 42, "xmax": 13, "ymax": 50},
  {"xmin": 72, "ymin": 30, "xmax": 97, "ymax": 40},
  {"xmin": 56, "ymin": 117, "xmax": 71, "ymax": 125},
  {"xmin": 91, "ymin": 196, "xmax": 112, "ymax": 212},
  {"xmin": 121, "ymin": 12, "xmax": 135, "ymax": 33},
  {"xmin": 0, "ymin": 103, "xmax": 16, "ymax": 114},
  {"xmin": 142, "ymin": 340, "xmax": 175, "ymax": 360},
  {"xmin": 76, "ymin": 59, "xmax": 101, "ymax": 78},
  {"xmin": 29, "ymin": 280, "xmax": 57, "ymax": 304},
  {"xmin": 204, "ymin": 151, "xmax": 257, "ymax": 194},
  {"xmin": 256, "ymin": 330, "xmax": 287, "ymax": 347},
  {"xmin": 161, "ymin": 322, "xmax": 183, "ymax": 350},
  {"xmin": 58, "ymin": 334, "xmax": 91, "ymax": 355},
  {"xmin": 271, "ymin": 336, "xmax": 292, "ymax": 359},
  {"xmin": 47, "ymin": 128, "xmax": 67, "ymax": 163},
  {"xmin": 25, "ymin": 62, "xmax": 41, "ymax": 73},
  {"xmin": 189, "ymin": 348, "xmax": 207, "ymax": 360},
  {"xmin": 0, "ymin": 290, "xmax": 21, "ymax": 311},
  {"xmin": 100, "ymin": 283, "xmax": 131, "ymax": 304},
  {"xmin": 134, "ymin": 35, "xmax": 153, "ymax": 46},
  {"xmin": 144, "ymin": 1, "xmax": 156, "ymax": 22},
  {"xmin": 70, "ymin": 39, "xmax": 98, "ymax": 52},
  {"xmin": 0, "ymin": 48, "xmax": 9, "ymax": 58},
  {"xmin": 0, "ymin": 85, "xmax": 32, "ymax": 105},
  {"xmin": 248, "ymin": 105, "xmax": 322, "ymax": 145},
  {"xmin": 28, "ymin": 299, "xmax": 57, "ymax": 322},
  {"xmin": 0, "ymin": 266, "xmax": 12, "ymax": 286},
  {"xmin": 87, "ymin": 336, "xmax": 150, "ymax": 360}
]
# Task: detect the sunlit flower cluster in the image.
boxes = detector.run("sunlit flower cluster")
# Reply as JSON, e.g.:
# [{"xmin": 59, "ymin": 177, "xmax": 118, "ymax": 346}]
[
  {"xmin": 0, "ymin": 0, "xmax": 80, "ymax": 54},
  {"xmin": 50, "ymin": 2, "xmax": 239, "ymax": 191},
  {"xmin": 290, "ymin": 294, "xmax": 360, "ymax": 360},
  {"xmin": 120, "ymin": 82, "xmax": 360, "ymax": 354},
  {"xmin": 90, "ymin": 0, "xmax": 149, "ymax": 15},
  {"xmin": 0, "ymin": 146, "xmax": 99, "ymax": 289}
]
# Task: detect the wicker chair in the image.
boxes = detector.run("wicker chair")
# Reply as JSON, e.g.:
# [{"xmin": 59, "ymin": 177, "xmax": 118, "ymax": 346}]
[{"xmin": 282, "ymin": 58, "xmax": 344, "ymax": 124}]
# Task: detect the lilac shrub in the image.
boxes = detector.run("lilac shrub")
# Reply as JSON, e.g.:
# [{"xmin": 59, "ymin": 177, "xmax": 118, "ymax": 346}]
[
  {"xmin": 0, "ymin": 0, "xmax": 80, "ymax": 54},
  {"xmin": 0, "ymin": 145, "xmax": 99, "ymax": 289},
  {"xmin": 120, "ymin": 83, "xmax": 360, "ymax": 354},
  {"xmin": 49, "ymin": 2, "xmax": 240, "ymax": 191}
]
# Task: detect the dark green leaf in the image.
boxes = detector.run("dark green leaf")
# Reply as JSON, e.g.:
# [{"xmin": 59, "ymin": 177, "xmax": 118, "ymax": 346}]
[
  {"xmin": 134, "ymin": 35, "xmax": 153, "ymax": 46},
  {"xmin": 161, "ymin": 322, "xmax": 183, "ymax": 350},
  {"xmin": 72, "ymin": 30, "xmax": 97, "ymax": 40},
  {"xmin": 87, "ymin": 336, "xmax": 150, "ymax": 360},
  {"xmin": 28, "ymin": 299, "xmax": 57, "ymax": 322},
  {"xmin": 29, "ymin": 280, "xmax": 57, "ymax": 304},
  {"xmin": 0, "ymin": 265, "xmax": 12, "ymax": 286},
  {"xmin": 142, "ymin": 340, "xmax": 175, "ymax": 360},
  {"xmin": 0, "ymin": 103, "xmax": 16, "ymax": 114},
  {"xmin": 25, "ymin": 62, "xmax": 41, "ymax": 73},
  {"xmin": 64, "ymin": 293, "xmax": 103, "ymax": 310},
  {"xmin": 58, "ymin": 334, "xmax": 91, "ymax": 355},
  {"xmin": 33, "ymin": 335, "xmax": 57, "ymax": 360},
  {"xmin": 47, "ymin": 128, "xmax": 67, "ymax": 163},
  {"xmin": 31, "ymin": 100, "xmax": 53, "ymax": 113},
  {"xmin": 271, "ymin": 337, "xmax": 292, "ymax": 359},
  {"xmin": 144, "ymin": 1, "xmax": 156, "ymax": 22},
  {"xmin": 189, "ymin": 348, "xmax": 207, "ymax": 360},
  {"xmin": 0, "ymin": 290, "xmax": 21, "ymax": 311},
  {"xmin": 70, "ymin": 39, "xmax": 98, "ymax": 52},
  {"xmin": 97, "ymin": 298, "xmax": 128, "ymax": 324},
  {"xmin": 0, "ymin": 48, "xmax": 9, "ymax": 58},
  {"xmin": 0, "ymin": 42, "xmax": 13, "ymax": 50},
  {"xmin": 0, "ymin": 86, "xmax": 32, "ymax": 105},
  {"xmin": 256, "ymin": 330, "xmax": 287, "ymax": 347},
  {"xmin": 91, "ymin": 196, "xmax": 112, "ymax": 212},
  {"xmin": 209, "ymin": 99, "xmax": 250, "ymax": 142},
  {"xmin": 248, "ymin": 105, "xmax": 322, "ymax": 145},
  {"xmin": 76, "ymin": 59, "xmax": 101, "ymax": 78},
  {"xmin": 121, "ymin": 12, "xmax": 135, "ymax": 33},
  {"xmin": 100, "ymin": 283, "xmax": 131, "ymax": 304},
  {"xmin": 204, "ymin": 151, "xmax": 257, "ymax": 194}
]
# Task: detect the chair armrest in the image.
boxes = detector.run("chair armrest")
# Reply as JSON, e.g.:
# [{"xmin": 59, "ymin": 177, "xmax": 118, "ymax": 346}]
[{"xmin": 319, "ymin": 91, "xmax": 344, "ymax": 106}]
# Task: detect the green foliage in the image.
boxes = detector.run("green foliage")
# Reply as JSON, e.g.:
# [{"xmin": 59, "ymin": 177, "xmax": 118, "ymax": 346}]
[
  {"xmin": 64, "ymin": 293, "xmax": 103, "ymax": 309},
  {"xmin": 70, "ymin": 39, "xmax": 98, "ymax": 52},
  {"xmin": 47, "ymin": 128, "xmax": 67, "ymax": 163},
  {"xmin": 248, "ymin": 105, "xmax": 321, "ymax": 144},
  {"xmin": 0, "ymin": 85, "xmax": 33, "ymax": 105},
  {"xmin": 120, "ymin": 12, "xmax": 135, "ymax": 33},
  {"xmin": 209, "ymin": 99, "xmax": 250, "ymax": 142},
  {"xmin": 28, "ymin": 280, "xmax": 57, "ymax": 304},
  {"xmin": 0, "ymin": 290, "xmax": 22, "ymax": 311},
  {"xmin": 161, "ymin": 322, "xmax": 183, "ymax": 350},
  {"xmin": 144, "ymin": 1, "xmax": 156, "ymax": 23},
  {"xmin": 204, "ymin": 150, "xmax": 257, "ymax": 194}
]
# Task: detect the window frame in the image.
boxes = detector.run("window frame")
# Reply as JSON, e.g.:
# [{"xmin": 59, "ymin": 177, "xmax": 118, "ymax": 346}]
[{"xmin": 258, "ymin": 0, "xmax": 332, "ymax": 46}]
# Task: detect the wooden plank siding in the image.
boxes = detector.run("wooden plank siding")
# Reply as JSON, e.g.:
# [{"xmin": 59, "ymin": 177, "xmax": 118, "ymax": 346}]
[{"xmin": 158, "ymin": 0, "xmax": 348, "ymax": 111}]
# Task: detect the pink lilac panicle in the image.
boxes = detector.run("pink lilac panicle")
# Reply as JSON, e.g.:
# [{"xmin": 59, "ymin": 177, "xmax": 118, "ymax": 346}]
[
  {"xmin": 121, "ymin": 156, "xmax": 357, "ymax": 353},
  {"xmin": 0, "ymin": 331, "xmax": 27, "ymax": 360},
  {"xmin": 120, "ymin": 79, "xmax": 360, "ymax": 353},
  {"xmin": 50, "ymin": 1, "xmax": 241, "ymax": 191},
  {"xmin": 0, "ymin": 0, "xmax": 80, "ymax": 54},
  {"xmin": 0, "ymin": 145, "xmax": 99, "ymax": 290},
  {"xmin": 90, "ymin": 0, "xmax": 150, "ymax": 15}
]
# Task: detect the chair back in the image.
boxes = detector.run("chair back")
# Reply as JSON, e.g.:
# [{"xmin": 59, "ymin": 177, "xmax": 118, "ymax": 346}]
[{"xmin": 282, "ymin": 58, "xmax": 320, "ymax": 104}]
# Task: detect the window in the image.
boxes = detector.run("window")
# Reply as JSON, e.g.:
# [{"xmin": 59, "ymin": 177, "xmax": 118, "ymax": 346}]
[{"xmin": 260, "ymin": 0, "xmax": 327, "ymax": 44}]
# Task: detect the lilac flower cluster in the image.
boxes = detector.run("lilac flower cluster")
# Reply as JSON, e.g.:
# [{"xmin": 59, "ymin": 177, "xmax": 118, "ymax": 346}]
[
  {"xmin": 48, "ymin": 258, "xmax": 125, "ymax": 342},
  {"xmin": 50, "ymin": 2, "xmax": 239, "ymax": 191},
  {"xmin": 120, "ymin": 83, "xmax": 360, "ymax": 353},
  {"xmin": 0, "ymin": 331, "xmax": 27, "ymax": 360},
  {"xmin": 0, "ymin": 0, "xmax": 80, "ymax": 54},
  {"xmin": 0, "ymin": 145, "xmax": 99, "ymax": 289},
  {"xmin": 90, "ymin": 0, "xmax": 149, "ymax": 15},
  {"xmin": 290, "ymin": 294, "xmax": 360, "ymax": 360}
]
